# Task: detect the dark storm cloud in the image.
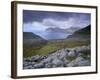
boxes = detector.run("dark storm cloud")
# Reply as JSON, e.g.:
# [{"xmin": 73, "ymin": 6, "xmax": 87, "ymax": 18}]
[
  {"xmin": 23, "ymin": 10, "xmax": 91, "ymax": 32},
  {"xmin": 23, "ymin": 10, "xmax": 91, "ymax": 23}
]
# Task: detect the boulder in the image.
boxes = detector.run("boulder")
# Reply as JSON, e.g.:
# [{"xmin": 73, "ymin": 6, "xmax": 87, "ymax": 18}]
[
  {"xmin": 59, "ymin": 49, "xmax": 68, "ymax": 59},
  {"xmin": 23, "ymin": 65, "xmax": 33, "ymax": 69},
  {"xmin": 67, "ymin": 56, "xmax": 90, "ymax": 67},
  {"xmin": 75, "ymin": 45, "xmax": 90, "ymax": 52},
  {"xmin": 67, "ymin": 49, "xmax": 78, "ymax": 58},
  {"xmin": 33, "ymin": 62, "xmax": 44, "ymax": 68},
  {"xmin": 23, "ymin": 45, "xmax": 90, "ymax": 69},
  {"xmin": 52, "ymin": 58, "xmax": 64, "ymax": 67},
  {"xmin": 45, "ymin": 63, "xmax": 52, "ymax": 68},
  {"xmin": 42, "ymin": 57, "xmax": 53, "ymax": 64},
  {"xmin": 23, "ymin": 61, "xmax": 32, "ymax": 67},
  {"xmin": 24, "ymin": 57, "xmax": 31, "ymax": 62},
  {"xmin": 31, "ymin": 55, "xmax": 41, "ymax": 62}
]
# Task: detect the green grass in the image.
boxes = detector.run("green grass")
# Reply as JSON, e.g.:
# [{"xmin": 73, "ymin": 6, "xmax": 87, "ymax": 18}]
[
  {"xmin": 23, "ymin": 39, "xmax": 90, "ymax": 58},
  {"xmin": 37, "ymin": 44, "xmax": 60, "ymax": 56},
  {"xmin": 23, "ymin": 44, "xmax": 44, "ymax": 58},
  {"xmin": 63, "ymin": 40, "xmax": 90, "ymax": 48}
]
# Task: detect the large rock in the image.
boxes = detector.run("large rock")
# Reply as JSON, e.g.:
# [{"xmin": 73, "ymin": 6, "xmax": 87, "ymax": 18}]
[
  {"xmin": 23, "ymin": 45, "xmax": 90, "ymax": 69},
  {"xmin": 31, "ymin": 55, "xmax": 41, "ymax": 62},
  {"xmin": 23, "ymin": 65, "xmax": 33, "ymax": 69},
  {"xmin": 75, "ymin": 45, "xmax": 90, "ymax": 52},
  {"xmin": 67, "ymin": 49, "xmax": 78, "ymax": 58},
  {"xmin": 24, "ymin": 57, "xmax": 31, "ymax": 62},
  {"xmin": 45, "ymin": 63, "xmax": 52, "ymax": 68},
  {"xmin": 33, "ymin": 62, "xmax": 45, "ymax": 68},
  {"xmin": 59, "ymin": 49, "xmax": 68, "ymax": 59},
  {"xmin": 42, "ymin": 57, "xmax": 53, "ymax": 64},
  {"xmin": 49, "ymin": 49, "xmax": 68, "ymax": 60},
  {"xmin": 23, "ymin": 61, "xmax": 32, "ymax": 67},
  {"xmin": 67, "ymin": 57, "xmax": 90, "ymax": 67},
  {"xmin": 52, "ymin": 58, "xmax": 64, "ymax": 67}
]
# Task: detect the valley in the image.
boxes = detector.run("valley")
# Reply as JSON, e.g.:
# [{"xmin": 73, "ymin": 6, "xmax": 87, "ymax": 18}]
[{"xmin": 23, "ymin": 24, "xmax": 91, "ymax": 69}]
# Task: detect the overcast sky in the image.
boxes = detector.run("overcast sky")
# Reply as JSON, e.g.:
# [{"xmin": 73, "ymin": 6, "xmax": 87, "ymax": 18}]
[{"xmin": 23, "ymin": 10, "xmax": 91, "ymax": 32}]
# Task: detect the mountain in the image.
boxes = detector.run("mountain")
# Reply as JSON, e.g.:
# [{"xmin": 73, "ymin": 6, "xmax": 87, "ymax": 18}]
[
  {"xmin": 23, "ymin": 32, "xmax": 42, "ymax": 39},
  {"xmin": 46, "ymin": 27, "xmax": 80, "ymax": 33},
  {"xmin": 46, "ymin": 27, "xmax": 66, "ymax": 33},
  {"xmin": 65, "ymin": 27, "xmax": 80, "ymax": 33},
  {"xmin": 74, "ymin": 25, "xmax": 90, "ymax": 35},
  {"xmin": 23, "ymin": 32, "xmax": 47, "ymax": 46},
  {"xmin": 67, "ymin": 25, "xmax": 91, "ymax": 40}
]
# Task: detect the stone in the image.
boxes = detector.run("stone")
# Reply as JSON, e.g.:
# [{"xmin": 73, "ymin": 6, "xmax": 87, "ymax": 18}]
[
  {"xmin": 67, "ymin": 49, "xmax": 77, "ymax": 58},
  {"xmin": 77, "ymin": 52, "xmax": 83, "ymax": 57},
  {"xmin": 67, "ymin": 56, "xmax": 90, "ymax": 67},
  {"xmin": 31, "ymin": 55, "xmax": 41, "ymax": 62},
  {"xmin": 24, "ymin": 57, "xmax": 31, "ymax": 62},
  {"xmin": 52, "ymin": 58, "xmax": 64, "ymax": 67},
  {"xmin": 42, "ymin": 56, "xmax": 53, "ymax": 64},
  {"xmin": 59, "ymin": 50, "xmax": 68, "ymax": 59},
  {"xmin": 77, "ymin": 60, "xmax": 90, "ymax": 66},
  {"xmin": 23, "ymin": 61, "xmax": 32, "ymax": 67},
  {"xmin": 45, "ymin": 63, "xmax": 52, "ymax": 68},
  {"xmin": 33, "ymin": 63, "xmax": 44, "ymax": 68},
  {"xmin": 23, "ymin": 65, "xmax": 33, "ymax": 69},
  {"xmin": 75, "ymin": 45, "xmax": 90, "ymax": 53},
  {"xmin": 63, "ymin": 59, "xmax": 69, "ymax": 67},
  {"xmin": 31, "ymin": 62, "xmax": 36, "ymax": 65},
  {"xmin": 23, "ymin": 45, "xmax": 91, "ymax": 69}
]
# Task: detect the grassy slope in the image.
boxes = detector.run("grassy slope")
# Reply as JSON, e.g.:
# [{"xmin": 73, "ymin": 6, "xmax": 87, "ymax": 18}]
[
  {"xmin": 23, "ymin": 39, "xmax": 90, "ymax": 58},
  {"xmin": 23, "ymin": 32, "xmax": 46, "ymax": 57}
]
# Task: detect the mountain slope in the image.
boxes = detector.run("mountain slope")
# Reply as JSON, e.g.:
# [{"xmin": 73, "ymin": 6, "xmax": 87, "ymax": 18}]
[
  {"xmin": 23, "ymin": 32, "xmax": 47, "ymax": 46},
  {"xmin": 46, "ymin": 27, "xmax": 80, "ymax": 33},
  {"xmin": 67, "ymin": 25, "xmax": 91, "ymax": 40},
  {"xmin": 74, "ymin": 25, "xmax": 90, "ymax": 35},
  {"xmin": 46, "ymin": 27, "xmax": 66, "ymax": 33},
  {"xmin": 23, "ymin": 32, "xmax": 42, "ymax": 39}
]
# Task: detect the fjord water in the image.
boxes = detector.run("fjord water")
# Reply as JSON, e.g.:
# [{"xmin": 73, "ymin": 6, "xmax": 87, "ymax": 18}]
[{"xmin": 33, "ymin": 31, "xmax": 71, "ymax": 40}]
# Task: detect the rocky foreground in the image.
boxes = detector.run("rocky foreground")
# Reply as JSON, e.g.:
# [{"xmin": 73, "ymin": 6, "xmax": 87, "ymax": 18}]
[{"xmin": 23, "ymin": 45, "xmax": 91, "ymax": 69}]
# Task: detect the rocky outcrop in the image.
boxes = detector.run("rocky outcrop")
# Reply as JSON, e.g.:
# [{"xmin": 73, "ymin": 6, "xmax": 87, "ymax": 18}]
[
  {"xmin": 67, "ymin": 56, "xmax": 90, "ymax": 67},
  {"xmin": 23, "ymin": 45, "xmax": 91, "ymax": 69}
]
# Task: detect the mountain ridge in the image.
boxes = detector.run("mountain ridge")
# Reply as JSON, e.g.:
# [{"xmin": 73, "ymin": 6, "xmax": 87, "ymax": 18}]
[
  {"xmin": 46, "ymin": 27, "xmax": 80, "ymax": 33},
  {"xmin": 23, "ymin": 32, "xmax": 43, "ymax": 39},
  {"xmin": 74, "ymin": 25, "xmax": 91, "ymax": 35},
  {"xmin": 67, "ymin": 24, "xmax": 91, "ymax": 40},
  {"xmin": 23, "ymin": 32, "xmax": 47, "ymax": 46}
]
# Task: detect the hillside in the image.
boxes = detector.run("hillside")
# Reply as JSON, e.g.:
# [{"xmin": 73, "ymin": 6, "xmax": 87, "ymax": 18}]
[
  {"xmin": 23, "ymin": 32, "xmax": 47, "ymax": 57},
  {"xmin": 23, "ymin": 32, "xmax": 42, "ymax": 39},
  {"xmin": 74, "ymin": 25, "xmax": 91, "ymax": 35},
  {"xmin": 46, "ymin": 27, "xmax": 80, "ymax": 33},
  {"xmin": 23, "ymin": 32, "xmax": 47, "ymax": 46},
  {"xmin": 67, "ymin": 24, "xmax": 91, "ymax": 40}
]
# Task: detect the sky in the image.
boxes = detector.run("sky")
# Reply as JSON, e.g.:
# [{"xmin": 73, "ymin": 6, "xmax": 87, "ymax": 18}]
[{"xmin": 23, "ymin": 10, "xmax": 91, "ymax": 32}]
